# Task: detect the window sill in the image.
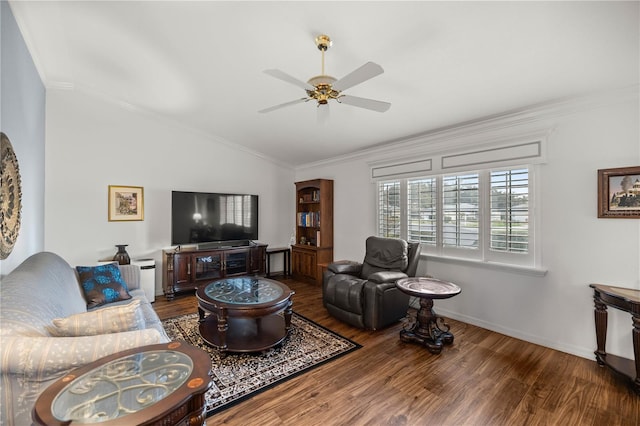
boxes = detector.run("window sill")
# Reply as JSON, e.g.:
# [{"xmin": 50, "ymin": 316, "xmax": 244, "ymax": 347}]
[{"xmin": 422, "ymin": 253, "xmax": 548, "ymax": 277}]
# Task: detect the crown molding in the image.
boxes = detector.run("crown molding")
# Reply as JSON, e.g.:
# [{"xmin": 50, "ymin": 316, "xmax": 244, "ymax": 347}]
[{"xmin": 297, "ymin": 85, "xmax": 639, "ymax": 171}]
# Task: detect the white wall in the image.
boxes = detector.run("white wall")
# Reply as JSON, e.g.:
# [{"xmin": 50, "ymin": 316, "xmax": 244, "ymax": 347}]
[
  {"xmin": 0, "ymin": 1, "xmax": 46, "ymax": 277},
  {"xmin": 44, "ymin": 89, "xmax": 295, "ymax": 295},
  {"xmin": 296, "ymin": 89, "xmax": 640, "ymax": 360}
]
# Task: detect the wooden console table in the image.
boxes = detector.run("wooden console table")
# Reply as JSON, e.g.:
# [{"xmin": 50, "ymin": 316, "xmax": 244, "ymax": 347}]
[{"xmin": 589, "ymin": 283, "xmax": 640, "ymax": 393}]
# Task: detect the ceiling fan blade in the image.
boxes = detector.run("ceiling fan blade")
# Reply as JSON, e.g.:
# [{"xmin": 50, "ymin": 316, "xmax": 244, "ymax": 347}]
[
  {"xmin": 338, "ymin": 95, "xmax": 391, "ymax": 113},
  {"xmin": 258, "ymin": 98, "xmax": 308, "ymax": 113},
  {"xmin": 264, "ymin": 69, "xmax": 315, "ymax": 91},
  {"xmin": 332, "ymin": 62, "xmax": 384, "ymax": 92}
]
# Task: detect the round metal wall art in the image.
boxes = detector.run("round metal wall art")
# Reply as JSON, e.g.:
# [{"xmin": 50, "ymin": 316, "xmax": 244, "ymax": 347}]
[{"xmin": 0, "ymin": 132, "xmax": 22, "ymax": 259}]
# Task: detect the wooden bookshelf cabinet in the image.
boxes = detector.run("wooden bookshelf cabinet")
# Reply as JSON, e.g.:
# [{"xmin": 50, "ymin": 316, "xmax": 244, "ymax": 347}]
[
  {"xmin": 292, "ymin": 179, "xmax": 333, "ymax": 285},
  {"xmin": 162, "ymin": 243, "xmax": 266, "ymax": 300}
]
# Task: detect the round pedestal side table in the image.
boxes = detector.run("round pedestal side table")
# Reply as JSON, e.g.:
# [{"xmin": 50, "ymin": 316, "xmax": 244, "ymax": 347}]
[{"xmin": 396, "ymin": 277, "xmax": 462, "ymax": 354}]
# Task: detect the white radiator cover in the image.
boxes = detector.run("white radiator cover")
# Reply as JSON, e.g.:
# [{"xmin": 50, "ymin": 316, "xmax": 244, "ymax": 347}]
[{"xmin": 132, "ymin": 258, "xmax": 156, "ymax": 302}]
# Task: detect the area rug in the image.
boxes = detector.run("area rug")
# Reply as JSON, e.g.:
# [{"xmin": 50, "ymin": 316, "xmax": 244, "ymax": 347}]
[{"xmin": 161, "ymin": 312, "xmax": 361, "ymax": 416}]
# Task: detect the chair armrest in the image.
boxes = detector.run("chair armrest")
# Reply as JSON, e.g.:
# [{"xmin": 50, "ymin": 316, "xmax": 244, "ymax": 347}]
[
  {"xmin": 0, "ymin": 329, "xmax": 164, "ymax": 379},
  {"xmin": 367, "ymin": 271, "xmax": 408, "ymax": 284},
  {"xmin": 363, "ymin": 280, "xmax": 400, "ymax": 293},
  {"xmin": 328, "ymin": 261, "xmax": 362, "ymax": 275}
]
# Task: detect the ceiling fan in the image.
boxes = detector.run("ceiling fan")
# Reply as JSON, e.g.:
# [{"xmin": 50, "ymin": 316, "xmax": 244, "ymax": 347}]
[{"xmin": 259, "ymin": 34, "xmax": 391, "ymax": 114}]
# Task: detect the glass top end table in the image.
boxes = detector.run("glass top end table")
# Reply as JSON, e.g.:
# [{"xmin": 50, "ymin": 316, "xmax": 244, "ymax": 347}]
[
  {"xmin": 33, "ymin": 342, "xmax": 212, "ymax": 426},
  {"xmin": 52, "ymin": 350, "xmax": 193, "ymax": 422}
]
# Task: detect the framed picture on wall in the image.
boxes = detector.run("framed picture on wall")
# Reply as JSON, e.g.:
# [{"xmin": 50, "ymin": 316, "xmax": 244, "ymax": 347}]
[
  {"xmin": 108, "ymin": 185, "xmax": 144, "ymax": 221},
  {"xmin": 597, "ymin": 166, "xmax": 640, "ymax": 218}
]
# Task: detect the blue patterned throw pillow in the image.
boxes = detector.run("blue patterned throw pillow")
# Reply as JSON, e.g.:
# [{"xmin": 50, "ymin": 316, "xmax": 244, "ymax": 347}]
[{"xmin": 76, "ymin": 263, "xmax": 132, "ymax": 308}]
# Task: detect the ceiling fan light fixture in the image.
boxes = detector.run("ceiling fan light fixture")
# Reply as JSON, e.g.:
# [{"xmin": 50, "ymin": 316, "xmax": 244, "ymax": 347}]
[
  {"xmin": 306, "ymin": 76, "xmax": 340, "ymax": 104},
  {"xmin": 307, "ymin": 75, "xmax": 336, "ymax": 86}
]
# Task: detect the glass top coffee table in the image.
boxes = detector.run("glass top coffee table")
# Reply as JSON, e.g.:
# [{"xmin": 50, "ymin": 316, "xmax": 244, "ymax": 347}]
[
  {"xmin": 196, "ymin": 277, "xmax": 294, "ymax": 352},
  {"xmin": 32, "ymin": 341, "xmax": 212, "ymax": 425}
]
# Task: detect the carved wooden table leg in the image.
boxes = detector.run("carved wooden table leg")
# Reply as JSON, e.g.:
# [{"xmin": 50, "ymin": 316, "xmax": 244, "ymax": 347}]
[
  {"xmin": 197, "ymin": 305, "xmax": 205, "ymax": 322},
  {"xmin": 593, "ymin": 296, "xmax": 608, "ymax": 365},
  {"xmin": 284, "ymin": 298, "xmax": 293, "ymax": 334},
  {"xmin": 633, "ymin": 314, "xmax": 640, "ymax": 391},
  {"xmin": 217, "ymin": 308, "xmax": 228, "ymax": 352}
]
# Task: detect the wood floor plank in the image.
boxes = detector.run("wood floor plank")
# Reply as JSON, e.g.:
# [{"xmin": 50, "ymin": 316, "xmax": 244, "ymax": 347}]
[{"xmin": 152, "ymin": 278, "xmax": 639, "ymax": 425}]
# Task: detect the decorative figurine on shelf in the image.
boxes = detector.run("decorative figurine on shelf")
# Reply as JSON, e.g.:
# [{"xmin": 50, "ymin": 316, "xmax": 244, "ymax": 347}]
[
  {"xmin": 300, "ymin": 236, "xmax": 307, "ymax": 245},
  {"xmin": 113, "ymin": 244, "xmax": 131, "ymax": 265}
]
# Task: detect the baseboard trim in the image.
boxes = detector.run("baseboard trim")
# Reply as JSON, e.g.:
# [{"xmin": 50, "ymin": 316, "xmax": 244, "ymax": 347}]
[{"xmin": 426, "ymin": 306, "xmax": 596, "ymax": 361}]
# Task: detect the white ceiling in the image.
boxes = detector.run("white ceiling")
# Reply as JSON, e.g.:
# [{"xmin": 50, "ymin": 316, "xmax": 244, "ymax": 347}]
[{"xmin": 9, "ymin": 1, "xmax": 640, "ymax": 167}]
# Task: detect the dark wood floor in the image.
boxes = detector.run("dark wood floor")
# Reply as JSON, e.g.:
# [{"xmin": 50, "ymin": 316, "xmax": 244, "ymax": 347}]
[{"xmin": 153, "ymin": 277, "xmax": 639, "ymax": 426}]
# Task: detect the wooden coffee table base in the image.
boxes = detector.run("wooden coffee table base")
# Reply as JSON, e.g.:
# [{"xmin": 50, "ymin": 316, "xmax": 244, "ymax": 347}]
[
  {"xmin": 400, "ymin": 297, "xmax": 454, "ymax": 354},
  {"xmin": 199, "ymin": 314, "xmax": 290, "ymax": 353}
]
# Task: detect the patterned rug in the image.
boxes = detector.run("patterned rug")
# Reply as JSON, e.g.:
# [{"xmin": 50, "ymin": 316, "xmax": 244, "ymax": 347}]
[{"xmin": 161, "ymin": 312, "xmax": 361, "ymax": 416}]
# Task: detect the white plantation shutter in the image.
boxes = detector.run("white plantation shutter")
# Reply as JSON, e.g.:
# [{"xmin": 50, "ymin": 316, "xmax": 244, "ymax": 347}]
[
  {"xmin": 442, "ymin": 173, "xmax": 479, "ymax": 249},
  {"xmin": 490, "ymin": 168, "xmax": 529, "ymax": 253},
  {"xmin": 407, "ymin": 177, "xmax": 437, "ymax": 245},
  {"xmin": 378, "ymin": 181, "xmax": 401, "ymax": 238}
]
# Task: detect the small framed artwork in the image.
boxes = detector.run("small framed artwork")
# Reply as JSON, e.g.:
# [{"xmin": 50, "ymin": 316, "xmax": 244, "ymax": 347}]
[
  {"xmin": 597, "ymin": 166, "xmax": 640, "ymax": 218},
  {"xmin": 108, "ymin": 185, "xmax": 144, "ymax": 221}
]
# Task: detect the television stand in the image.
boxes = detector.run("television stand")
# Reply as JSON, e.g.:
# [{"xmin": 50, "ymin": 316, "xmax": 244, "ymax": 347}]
[
  {"xmin": 197, "ymin": 240, "xmax": 251, "ymax": 250},
  {"xmin": 162, "ymin": 243, "xmax": 267, "ymax": 300}
]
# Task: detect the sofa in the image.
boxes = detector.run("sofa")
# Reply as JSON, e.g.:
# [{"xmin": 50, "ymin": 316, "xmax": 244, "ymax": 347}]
[{"xmin": 0, "ymin": 252, "xmax": 170, "ymax": 426}]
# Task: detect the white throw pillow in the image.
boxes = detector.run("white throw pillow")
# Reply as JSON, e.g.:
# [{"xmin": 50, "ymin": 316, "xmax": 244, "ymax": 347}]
[{"xmin": 48, "ymin": 299, "xmax": 145, "ymax": 336}]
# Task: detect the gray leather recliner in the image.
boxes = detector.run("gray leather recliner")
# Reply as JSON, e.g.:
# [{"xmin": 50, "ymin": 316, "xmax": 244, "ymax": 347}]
[{"xmin": 322, "ymin": 236, "xmax": 421, "ymax": 330}]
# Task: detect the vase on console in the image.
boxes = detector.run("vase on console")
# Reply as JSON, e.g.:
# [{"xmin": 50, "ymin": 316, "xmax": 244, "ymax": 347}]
[{"xmin": 113, "ymin": 244, "xmax": 131, "ymax": 265}]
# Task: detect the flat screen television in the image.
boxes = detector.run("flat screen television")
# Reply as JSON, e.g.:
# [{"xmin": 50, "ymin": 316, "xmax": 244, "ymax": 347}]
[{"xmin": 171, "ymin": 191, "xmax": 258, "ymax": 247}]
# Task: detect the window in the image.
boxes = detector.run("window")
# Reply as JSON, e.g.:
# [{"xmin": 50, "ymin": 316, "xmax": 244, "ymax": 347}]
[{"xmin": 378, "ymin": 166, "xmax": 534, "ymax": 267}]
